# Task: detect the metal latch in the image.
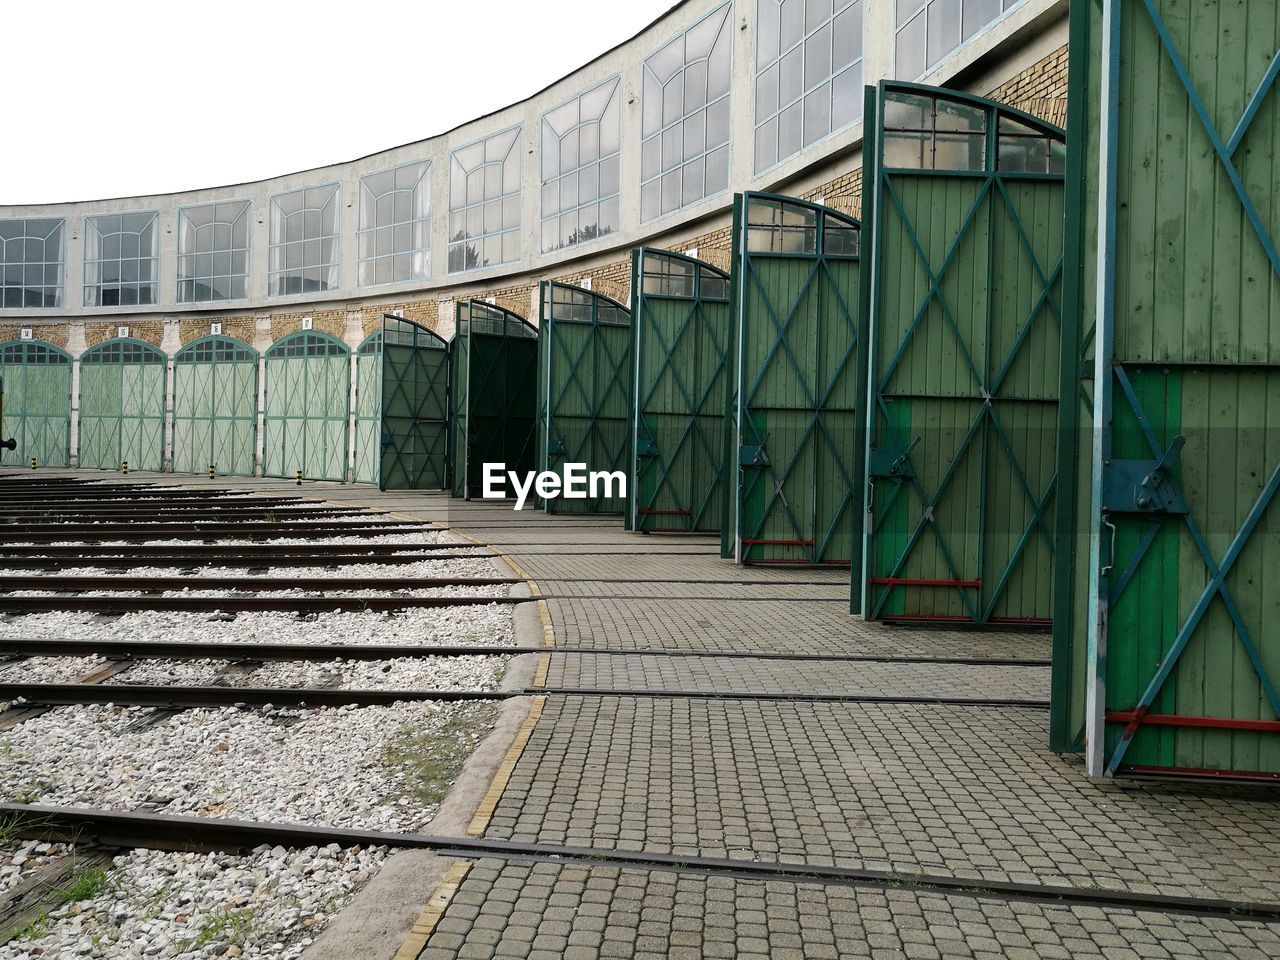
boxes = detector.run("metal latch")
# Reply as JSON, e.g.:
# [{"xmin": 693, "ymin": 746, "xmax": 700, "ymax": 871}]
[
  {"xmin": 739, "ymin": 443, "xmax": 770, "ymax": 467},
  {"xmin": 1102, "ymin": 435, "xmax": 1188, "ymax": 514},
  {"xmin": 636, "ymin": 438, "xmax": 659, "ymax": 457},
  {"xmin": 546, "ymin": 439, "xmax": 566, "ymax": 457},
  {"xmin": 868, "ymin": 437, "xmax": 920, "ymax": 479}
]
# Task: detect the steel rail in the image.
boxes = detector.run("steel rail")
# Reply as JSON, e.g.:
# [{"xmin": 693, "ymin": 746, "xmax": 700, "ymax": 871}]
[
  {"xmin": 0, "ymin": 683, "xmax": 1047, "ymax": 709},
  {"xmin": 3, "ymin": 804, "xmax": 1274, "ymax": 920},
  {"xmin": 0, "ymin": 638, "xmax": 1050, "ymax": 666},
  {"xmin": 0, "ymin": 520, "xmax": 426, "ymax": 535},
  {"xmin": 0, "ymin": 543, "xmax": 477, "ymax": 559},
  {"xmin": 0, "ymin": 595, "xmax": 530, "ymax": 614},
  {"xmin": 0, "ymin": 575, "xmax": 521, "ymax": 592},
  {"xmin": 0, "ymin": 507, "xmax": 371, "ymax": 520},
  {"xmin": 0, "ymin": 552, "xmax": 489, "ymax": 569},
  {"xmin": 2, "ymin": 526, "xmax": 437, "ymax": 543}
]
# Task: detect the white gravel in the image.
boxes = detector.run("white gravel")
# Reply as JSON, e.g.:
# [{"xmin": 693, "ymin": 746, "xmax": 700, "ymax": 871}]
[
  {"xmin": 2, "ymin": 557, "xmax": 503, "ymax": 581},
  {"xmin": 102, "ymin": 654, "xmax": 510, "ymax": 691},
  {"xmin": 7, "ymin": 531, "xmax": 463, "ymax": 548},
  {"xmin": 0, "ymin": 656, "xmax": 110, "ymax": 683},
  {"xmin": 0, "ymin": 604, "xmax": 516, "ymax": 648},
  {"xmin": 0, "ymin": 699, "xmax": 500, "ymax": 832},
  {"xmin": 0, "ymin": 843, "xmax": 389, "ymax": 960},
  {"xmin": 0, "ymin": 840, "xmax": 72, "ymax": 900}
]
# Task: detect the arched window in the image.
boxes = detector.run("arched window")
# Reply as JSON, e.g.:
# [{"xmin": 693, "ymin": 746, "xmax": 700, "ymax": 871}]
[
  {"xmin": 359, "ymin": 161, "xmax": 431, "ymax": 286},
  {"xmin": 269, "ymin": 185, "xmax": 341, "ymax": 296},
  {"xmin": 0, "ymin": 218, "xmax": 64, "ymax": 308},
  {"xmin": 177, "ymin": 201, "xmax": 251, "ymax": 303},
  {"xmin": 448, "ymin": 127, "xmax": 522, "ymax": 273},
  {"xmin": 83, "ymin": 213, "xmax": 160, "ymax": 307},
  {"xmin": 541, "ymin": 78, "xmax": 622, "ymax": 252}
]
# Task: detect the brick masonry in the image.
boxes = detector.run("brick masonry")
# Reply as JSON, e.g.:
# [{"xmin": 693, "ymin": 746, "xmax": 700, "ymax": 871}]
[
  {"xmin": 83, "ymin": 320, "xmax": 165, "ymax": 349},
  {"xmin": 0, "ymin": 323, "xmax": 71, "ymax": 350},
  {"xmin": 986, "ymin": 44, "xmax": 1069, "ymax": 128}
]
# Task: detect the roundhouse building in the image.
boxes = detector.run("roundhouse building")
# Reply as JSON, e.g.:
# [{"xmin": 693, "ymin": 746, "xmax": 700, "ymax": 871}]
[{"xmin": 0, "ymin": 0, "xmax": 1067, "ymax": 480}]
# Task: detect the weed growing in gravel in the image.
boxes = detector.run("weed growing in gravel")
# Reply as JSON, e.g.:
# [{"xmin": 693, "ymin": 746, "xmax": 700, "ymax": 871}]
[
  {"xmin": 52, "ymin": 866, "xmax": 113, "ymax": 904},
  {"xmin": 177, "ymin": 907, "xmax": 259, "ymax": 950},
  {"xmin": 382, "ymin": 704, "xmax": 500, "ymax": 807},
  {"xmin": 10, "ymin": 913, "xmax": 50, "ymax": 941}
]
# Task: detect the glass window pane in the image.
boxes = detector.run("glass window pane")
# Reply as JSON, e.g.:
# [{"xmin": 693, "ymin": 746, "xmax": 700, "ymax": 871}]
[{"xmin": 450, "ymin": 127, "xmax": 522, "ymax": 271}]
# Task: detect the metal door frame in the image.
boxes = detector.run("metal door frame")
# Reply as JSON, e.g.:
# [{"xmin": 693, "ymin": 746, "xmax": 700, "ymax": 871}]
[
  {"xmin": 172, "ymin": 334, "xmax": 258, "ymax": 477},
  {"xmin": 1082, "ymin": 0, "xmax": 1280, "ymax": 777},
  {"xmin": 262, "ymin": 331, "xmax": 351, "ymax": 482},
  {"xmin": 539, "ymin": 280, "xmax": 632, "ymax": 514},
  {"xmin": 861, "ymin": 81, "xmax": 1066, "ymax": 625},
  {"xmin": 629, "ymin": 248, "xmax": 732, "ymax": 533},
  {"xmin": 726, "ymin": 191, "xmax": 865, "ymax": 567},
  {"xmin": 0, "ymin": 339, "xmax": 72, "ymax": 468}
]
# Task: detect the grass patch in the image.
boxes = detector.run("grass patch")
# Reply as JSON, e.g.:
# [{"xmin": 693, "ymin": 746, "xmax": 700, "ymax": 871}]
[
  {"xmin": 175, "ymin": 908, "xmax": 258, "ymax": 951},
  {"xmin": 52, "ymin": 866, "xmax": 112, "ymax": 905},
  {"xmin": 9, "ymin": 913, "xmax": 50, "ymax": 941},
  {"xmin": 383, "ymin": 703, "xmax": 500, "ymax": 807}
]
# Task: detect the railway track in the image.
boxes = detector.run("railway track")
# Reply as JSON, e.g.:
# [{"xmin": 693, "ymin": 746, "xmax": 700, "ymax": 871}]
[{"xmin": 5, "ymin": 804, "xmax": 1276, "ymax": 922}]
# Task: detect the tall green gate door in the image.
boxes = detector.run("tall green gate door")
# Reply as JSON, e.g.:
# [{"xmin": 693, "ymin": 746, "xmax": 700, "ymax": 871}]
[
  {"xmin": 861, "ymin": 83, "xmax": 1066, "ymax": 626},
  {"xmin": 263, "ymin": 332, "xmax": 350, "ymax": 482},
  {"xmin": 0, "ymin": 341, "xmax": 71, "ymax": 468},
  {"xmin": 172, "ymin": 336, "xmax": 258, "ymax": 477},
  {"xmin": 723, "ymin": 193, "xmax": 864, "ymax": 566},
  {"xmin": 630, "ymin": 250, "xmax": 731, "ymax": 533},
  {"xmin": 537, "ymin": 282, "xmax": 631, "ymax": 514},
  {"xmin": 450, "ymin": 302, "xmax": 537, "ymax": 499},
  {"xmin": 1068, "ymin": 0, "xmax": 1280, "ymax": 778},
  {"xmin": 355, "ymin": 316, "xmax": 450, "ymax": 489},
  {"xmin": 77, "ymin": 339, "xmax": 166, "ymax": 471}
]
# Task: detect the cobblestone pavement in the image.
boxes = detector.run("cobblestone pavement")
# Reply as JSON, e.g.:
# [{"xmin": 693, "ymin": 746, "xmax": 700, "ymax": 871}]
[
  {"xmin": 544, "ymin": 653, "xmax": 1049, "ymax": 701},
  {"xmin": 419, "ymin": 860, "xmax": 1280, "ymax": 960},
  {"xmin": 482, "ymin": 696, "xmax": 1280, "ymax": 901},
  {"xmin": 77, "ymin": 481, "xmax": 1278, "ymax": 958},
  {"xmin": 547, "ymin": 596, "xmax": 1051, "ymax": 658}
]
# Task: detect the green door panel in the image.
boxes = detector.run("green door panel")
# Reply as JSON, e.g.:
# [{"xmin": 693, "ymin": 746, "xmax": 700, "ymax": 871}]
[
  {"xmin": 263, "ymin": 332, "xmax": 350, "ymax": 482},
  {"xmin": 1065, "ymin": 0, "xmax": 1280, "ymax": 777},
  {"xmin": 725, "ymin": 192, "xmax": 865, "ymax": 568},
  {"xmin": 538, "ymin": 282, "xmax": 632, "ymax": 514},
  {"xmin": 172, "ymin": 336, "xmax": 258, "ymax": 477},
  {"xmin": 77, "ymin": 339, "xmax": 166, "ymax": 472},
  {"xmin": 863, "ymin": 83, "xmax": 1065, "ymax": 627},
  {"xmin": 0, "ymin": 341, "xmax": 72, "ymax": 468},
  {"xmin": 379, "ymin": 317, "xmax": 449, "ymax": 490},
  {"xmin": 630, "ymin": 250, "xmax": 731, "ymax": 532}
]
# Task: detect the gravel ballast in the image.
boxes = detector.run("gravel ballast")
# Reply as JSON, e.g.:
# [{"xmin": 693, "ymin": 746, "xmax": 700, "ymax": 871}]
[
  {"xmin": 0, "ymin": 699, "xmax": 501, "ymax": 832},
  {"xmin": 0, "ymin": 843, "xmax": 389, "ymax": 960}
]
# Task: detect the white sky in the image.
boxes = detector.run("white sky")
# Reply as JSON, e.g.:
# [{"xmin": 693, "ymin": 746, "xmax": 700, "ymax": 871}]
[{"xmin": 1, "ymin": 0, "xmax": 678, "ymax": 206}]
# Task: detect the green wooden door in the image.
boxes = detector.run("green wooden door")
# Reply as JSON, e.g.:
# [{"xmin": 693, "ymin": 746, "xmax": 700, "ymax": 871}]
[
  {"xmin": 381, "ymin": 316, "xmax": 449, "ymax": 490},
  {"xmin": 353, "ymin": 334, "xmax": 382, "ymax": 485},
  {"xmin": 77, "ymin": 339, "xmax": 166, "ymax": 471},
  {"xmin": 1066, "ymin": 0, "xmax": 1280, "ymax": 778},
  {"xmin": 630, "ymin": 249, "xmax": 731, "ymax": 532},
  {"xmin": 862, "ymin": 83, "xmax": 1065, "ymax": 627},
  {"xmin": 0, "ymin": 340, "xmax": 72, "ymax": 468},
  {"xmin": 724, "ymin": 193, "xmax": 864, "ymax": 567},
  {"xmin": 263, "ymin": 332, "xmax": 350, "ymax": 481},
  {"xmin": 538, "ymin": 282, "xmax": 632, "ymax": 514},
  {"xmin": 451, "ymin": 301, "xmax": 537, "ymax": 499},
  {"xmin": 172, "ymin": 336, "xmax": 257, "ymax": 477}
]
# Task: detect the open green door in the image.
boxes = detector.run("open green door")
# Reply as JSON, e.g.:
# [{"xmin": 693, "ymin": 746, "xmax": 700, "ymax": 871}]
[
  {"xmin": 0, "ymin": 340, "xmax": 72, "ymax": 468},
  {"xmin": 537, "ymin": 282, "xmax": 631, "ymax": 514},
  {"xmin": 77, "ymin": 339, "xmax": 166, "ymax": 472},
  {"xmin": 861, "ymin": 82, "xmax": 1065, "ymax": 626},
  {"xmin": 450, "ymin": 301, "xmax": 538, "ymax": 499},
  {"xmin": 356, "ymin": 315, "xmax": 450, "ymax": 490},
  {"xmin": 172, "ymin": 336, "xmax": 258, "ymax": 477},
  {"xmin": 263, "ymin": 332, "xmax": 350, "ymax": 482},
  {"xmin": 1068, "ymin": 0, "xmax": 1280, "ymax": 779},
  {"xmin": 630, "ymin": 249, "xmax": 731, "ymax": 532},
  {"xmin": 723, "ymin": 192, "xmax": 864, "ymax": 566}
]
